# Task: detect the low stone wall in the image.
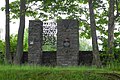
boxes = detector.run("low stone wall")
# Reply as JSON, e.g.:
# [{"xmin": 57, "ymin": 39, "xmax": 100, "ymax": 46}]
[
  {"xmin": 42, "ymin": 51, "xmax": 56, "ymax": 66},
  {"xmin": 78, "ymin": 51, "xmax": 93, "ymax": 66},
  {"xmin": 22, "ymin": 51, "xmax": 94, "ymax": 66},
  {"xmin": 1, "ymin": 51, "xmax": 114, "ymax": 66}
]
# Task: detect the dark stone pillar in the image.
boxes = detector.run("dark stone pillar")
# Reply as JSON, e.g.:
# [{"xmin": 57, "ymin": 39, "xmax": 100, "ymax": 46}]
[
  {"xmin": 28, "ymin": 20, "xmax": 43, "ymax": 65},
  {"xmin": 57, "ymin": 19, "xmax": 79, "ymax": 66}
]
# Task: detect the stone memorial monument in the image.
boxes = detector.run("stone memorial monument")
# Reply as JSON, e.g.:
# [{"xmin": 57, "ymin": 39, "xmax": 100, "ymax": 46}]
[
  {"xmin": 57, "ymin": 19, "xmax": 79, "ymax": 66},
  {"xmin": 28, "ymin": 20, "xmax": 43, "ymax": 65},
  {"xmin": 28, "ymin": 19, "xmax": 79, "ymax": 66}
]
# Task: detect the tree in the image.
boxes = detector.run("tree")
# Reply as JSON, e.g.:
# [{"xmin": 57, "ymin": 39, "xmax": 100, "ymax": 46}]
[
  {"xmin": 88, "ymin": 0, "xmax": 101, "ymax": 67},
  {"xmin": 5, "ymin": 0, "xmax": 12, "ymax": 64},
  {"xmin": 13, "ymin": 0, "xmax": 26, "ymax": 64},
  {"xmin": 107, "ymin": 0, "xmax": 115, "ymax": 62}
]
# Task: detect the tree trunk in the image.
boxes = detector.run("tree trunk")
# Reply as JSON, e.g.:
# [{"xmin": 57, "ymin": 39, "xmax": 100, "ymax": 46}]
[
  {"xmin": 5, "ymin": 0, "xmax": 12, "ymax": 64},
  {"xmin": 107, "ymin": 0, "xmax": 115, "ymax": 62},
  {"xmin": 88, "ymin": 0, "xmax": 101, "ymax": 67},
  {"xmin": 13, "ymin": 0, "xmax": 26, "ymax": 64}
]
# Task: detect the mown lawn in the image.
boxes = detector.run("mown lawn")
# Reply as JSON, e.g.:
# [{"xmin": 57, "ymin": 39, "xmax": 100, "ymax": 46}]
[{"xmin": 0, "ymin": 65, "xmax": 120, "ymax": 80}]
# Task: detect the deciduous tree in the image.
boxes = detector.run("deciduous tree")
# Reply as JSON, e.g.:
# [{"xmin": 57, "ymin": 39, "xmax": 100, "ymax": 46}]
[
  {"xmin": 107, "ymin": 0, "xmax": 115, "ymax": 62},
  {"xmin": 13, "ymin": 0, "xmax": 26, "ymax": 64},
  {"xmin": 5, "ymin": 0, "xmax": 12, "ymax": 64},
  {"xmin": 88, "ymin": 0, "xmax": 101, "ymax": 67}
]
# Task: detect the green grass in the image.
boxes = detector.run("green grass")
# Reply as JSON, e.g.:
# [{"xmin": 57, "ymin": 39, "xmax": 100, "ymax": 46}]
[{"xmin": 0, "ymin": 65, "xmax": 120, "ymax": 80}]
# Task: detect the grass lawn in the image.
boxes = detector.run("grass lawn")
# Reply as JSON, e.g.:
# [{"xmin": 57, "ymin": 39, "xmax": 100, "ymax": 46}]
[{"xmin": 0, "ymin": 65, "xmax": 120, "ymax": 80}]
